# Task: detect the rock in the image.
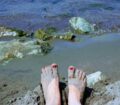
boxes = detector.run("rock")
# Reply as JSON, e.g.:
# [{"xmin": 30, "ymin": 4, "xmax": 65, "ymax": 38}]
[
  {"xmin": 87, "ymin": 80, "xmax": 120, "ymax": 105},
  {"xmin": 40, "ymin": 42, "xmax": 53, "ymax": 54},
  {"xmin": 14, "ymin": 51, "xmax": 24, "ymax": 58},
  {"xmin": 8, "ymin": 85, "xmax": 45, "ymax": 105},
  {"xmin": 8, "ymin": 71, "xmax": 120, "ymax": 105},
  {"xmin": 0, "ymin": 26, "xmax": 27, "ymax": 37},
  {"xmin": 34, "ymin": 29, "xmax": 53, "ymax": 41},
  {"xmin": 57, "ymin": 35, "xmax": 75, "ymax": 40},
  {"xmin": 58, "ymin": 32, "xmax": 76, "ymax": 41},
  {"xmin": 53, "ymin": 31, "xmax": 76, "ymax": 41},
  {"xmin": 2, "ymin": 84, "xmax": 8, "ymax": 87},
  {"xmin": 69, "ymin": 17, "xmax": 94, "ymax": 34},
  {"xmin": 0, "ymin": 39, "xmax": 52, "ymax": 64},
  {"xmin": 106, "ymin": 98, "xmax": 120, "ymax": 105},
  {"xmin": 105, "ymin": 81, "xmax": 120, "ymax": 98},
  {"xmin": 11, "ymin": 28, "xmax": 27, "ymax": 37},
  {"xmin": 35, "ymin": 29, "xmax": 76, "ymax": 41},
  {"xmin": 0, "ymin": 27, "xmax": 17, "ymax": 37},
  {"xmin": 9, "ymin": 91, "xmax": 39, "ymax": 105},
  {"xmin": 87, "ymin": 71, "xmax": 105, "ymax": 87},
  {"xmin": 27, "ymin": 49, "xmax": 41, "ymax": 55}
]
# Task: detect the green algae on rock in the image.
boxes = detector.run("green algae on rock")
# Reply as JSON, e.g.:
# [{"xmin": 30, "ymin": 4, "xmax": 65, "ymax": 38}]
[
  {"xmin": 34, "ymin": 29, "xmax": 76, "ymax": 41},
  {"xmin": 69, "ymin": 17, "xmax": 94, "ymax": 34},
  {"xmin": 34, "ymin": 40, "xmax": 53, "ymax": 55},
  {"xmin": 11, "ymin": 28, "xmax": 27, "ymax": 37},
  {"xmin": 0, "ymin": 26, "xmax": 27, "ymax": 37},
  {"xmin": 0, "ymin": 40, "xmax": 52, "ymax": 64},
  {"xmin": 0, "ymin": 26, "xmax": 18, "ymax": 37},
  {"xmin": 34, "ymin": 29, "xmax": 53, "ymax": 41},
  {"xmin": 56, "ymin": 31, "xmax": 76, "ymax": 41},
  {"xmin": 40, "ymin": 42, "xmax": 53, "ymax": 54}
]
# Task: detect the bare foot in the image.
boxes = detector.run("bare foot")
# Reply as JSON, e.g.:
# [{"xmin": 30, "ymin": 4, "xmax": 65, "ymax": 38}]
[
  {"xmin": 41, "ymin": 63, "xmax": 61, "ymax": 105},
  {"xmin": 68, "ymin": 66, "xmax": 87, "ymax": 105}
]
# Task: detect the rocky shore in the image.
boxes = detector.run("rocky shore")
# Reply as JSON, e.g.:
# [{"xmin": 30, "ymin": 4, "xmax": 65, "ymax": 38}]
[
  {"xmin": 0, "ymin": 0, "xmax": 120, "ymax": 105},
  {"xmin": 5, "ymin": 72, "xmax": 120, "ymax": 105},
  {"xmin": 87, "ymin": 80, "xmax": 120, "ymax": 105},
  {"xmin": 0, "ymin": 17, "xmax": 95, "ymax": 64}
]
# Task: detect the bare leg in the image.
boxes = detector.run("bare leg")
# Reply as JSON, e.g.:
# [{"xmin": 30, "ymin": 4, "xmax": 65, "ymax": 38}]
[
  {"xmin": 68, "ymin": 66, "xmax": 87, "ymax": 105},
  {"xmin": 41, "ymin": 63, "xmax": 61, "ymax": 105}
]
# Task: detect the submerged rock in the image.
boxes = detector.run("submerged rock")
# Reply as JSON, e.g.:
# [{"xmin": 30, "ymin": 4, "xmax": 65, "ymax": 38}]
[
  {"xmin": 0, "ymin": 40, "xmax": 52, "ymax": 64},
  {"xmin": 35, "ymin": 29, "xmax": 76, "ymax": 41},
  {"xmin": 69, "ymin": 17, "xmax": 94, "ymax": 34},
  {"xmin": 34, "ymin": 29, "xmax": 53, "ymax": 41},
  {"xmin": 56, "ymin": 31, "xmax": 76, "ymax": 41},
  {"xmin": 0, "ymin": 27, "xmax": 17, "ymax": 37},
  {"xmin": 0, "ymin": 26, "xmax": 27, "ymax": 38},
  {"xmin": 11, "ymin": 28, "xmax": 27, "ymax": 37}
]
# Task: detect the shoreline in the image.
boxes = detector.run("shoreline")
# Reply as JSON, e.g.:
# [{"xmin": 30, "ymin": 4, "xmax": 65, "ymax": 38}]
[
  {"xmin": 4, "ymin": 73, "xmax": 120, "ymax": 105},
  {"xmin": 0, "ymin": 32, "xmax": 120, "ymax": 104},
  {"xmin": 0, "ymin": 0, "xmax": 120, "ymax": 104}
]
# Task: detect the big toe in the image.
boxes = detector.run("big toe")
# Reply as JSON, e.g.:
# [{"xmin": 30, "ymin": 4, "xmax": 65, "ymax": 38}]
[
  {"xmin": 45, "ymin": 65, "xmax": 52, "ymax": 74},
  {"xmin": 68, "ymin": 66, "xmax": 76, "ymax": 78},
  {"xmin": 51, "ymin": 63, "xmax": 58, "ymax": 77}
]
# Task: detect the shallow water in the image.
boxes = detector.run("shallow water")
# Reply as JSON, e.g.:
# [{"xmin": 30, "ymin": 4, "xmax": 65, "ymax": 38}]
[
  {"xmin": 0, "ymin": 33, "xmax": 120, "ymax": 91},
  {"xmin": 0, "ymin": 0, "xmax": 120, "ymax": 104}
]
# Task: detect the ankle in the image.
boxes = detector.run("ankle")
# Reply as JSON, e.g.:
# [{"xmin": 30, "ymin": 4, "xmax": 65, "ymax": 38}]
[
  {"xmin": 69, "ymin": 92, "xmax": 82, "ymax": 105},
  {"xmin": 69, "ymin": 86, "xmax": 81, "ymax": 100},
  {"xmin": 68, "ymin": 98, "xmax": 81, "ymax": 105},
  {"xmin": 46, "ymin": 95, "xmax": 61, "ymax": 105},
  {"xmin": 46, "ymin": 99, "xmax": 61, "ymax": 105}
]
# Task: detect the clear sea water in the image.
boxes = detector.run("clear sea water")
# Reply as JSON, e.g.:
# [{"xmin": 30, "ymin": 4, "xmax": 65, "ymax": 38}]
[{"xmin": 0, "ymin": 0, "xmax": 120, "ymax": 32}]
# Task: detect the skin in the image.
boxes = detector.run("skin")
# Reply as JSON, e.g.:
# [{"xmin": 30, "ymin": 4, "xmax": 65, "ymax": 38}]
[
  {"xmin": 41, "ymin": 64, "xmax": 87, "ymax": 105},
  {"xmin": 41, "ymin": 64, "xmax": 61, "ymax": 105},
  {"xmin": 68, "ymin": 66, "xmax": 87, "ymax": 105}
]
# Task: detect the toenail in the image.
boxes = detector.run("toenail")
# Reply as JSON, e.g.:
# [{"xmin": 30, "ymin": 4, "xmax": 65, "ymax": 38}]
[
  {"xmin": 51, "ymin": 64, "xmax": 58, "ymax": 68},
  {"xmin": 69, "ymin": 66, "xmax": 76, "ymax": 71}
]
